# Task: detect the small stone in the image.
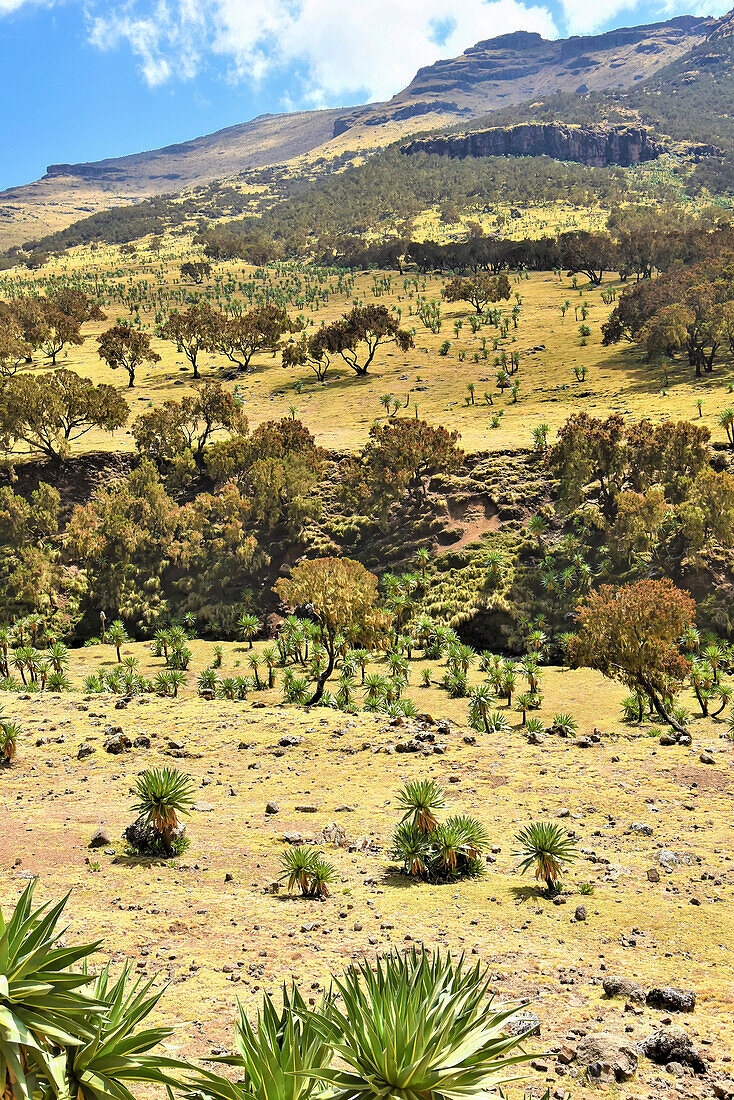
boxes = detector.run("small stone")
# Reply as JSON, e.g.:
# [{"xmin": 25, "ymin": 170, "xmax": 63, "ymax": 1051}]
[
  {"xmin": 295, "ymin": 805, "xmax": 318, "ymax": 813},
  {"xmin": 265, "ymin": 802, "xmax": 280, "ymax": 815},
  {"xmin": 700, "ymin": 751, "xmax": 715, "ymax": 764},
  {"xmin": 77, "ymin": 743, "xmax": 96, "ymax": 760},
  {"xmin": 647, "ymin": 868, "xmax": 661, "ymax": 883},
  {"xmin": 575, "ymin": 905, "xmax": 587, "ymax": 921},
  {"xmin": 89, "ymin": 827, "xmax": 111, "ymax": 848},
  {"xmin": 104, "ymin": 730, "xmax": 131, "ymax": 754},
  {"xmin": 505, "ymin": 1010, "xmax": 541, "ymax": 1037}
]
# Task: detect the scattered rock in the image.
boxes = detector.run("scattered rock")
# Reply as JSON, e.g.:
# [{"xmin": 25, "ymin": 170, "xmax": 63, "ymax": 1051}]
[
  {"xmin": 295, "ymin": 805, "xmax": 318, "ymax": 813},
  {"xmin": 647, "ymin": 868, "xmax": 661, "ymax": 883},
  {"xmin": 133, "ymin": 735, "xmax": 151, "ymax": 748},
  {"xmin": 104, "ymin": 730, "xmax": 131, "ymax": 754},
  {"xmin": 700, "ymin": 751, "xmax": 715, "ymax": 765},
  {"xmin": 505, "ymin": 1010, "xmax": 541, "ymax": 1037},
  {"xmin": 576, "ymin": 1033, "xmax": 638, "ymax": 1083},
  {"xmin": 646, "ymin": 987, "xmax": 696, "ymax": 1013},
  {"xmin": 603, "ymin": 976, "xmax": 646, "ymax": 1004},
  {"xmin": 265, "ymin": 802, "xmax": 280, "ymax": 815},
  {"xmin": 77, "ymin": 743, "xmax": 96, "ymax": 760},
  {"xmin": 630, "ymin": 822, "xmax": 653, "ymax": 836},
  {"xmin": 640, "ymin": 1027, "xmax": 707, "ymax": 1073},
  {"xmin": 575, "ymin": 905, "xmax": 588, "ymax": 921},
  {"xmin": 657, "ymin": 849, "xmax": 680, "ymax": 871},
  {"xmin": 89, "ymin": 827, "xmax": 111, "ymax": 848},
  {"xmin": 278, "ymin": 735, "xmax": 303, "ymax": 747},
  {"xmin": 659, "ymin": 733, "xmax": 677, "ymax": 746}
]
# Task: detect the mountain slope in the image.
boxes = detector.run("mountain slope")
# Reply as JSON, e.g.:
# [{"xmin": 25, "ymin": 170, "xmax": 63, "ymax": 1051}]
[{"xmin": 0, "ymin": 9, "xmax": 725, "ymax": 249}]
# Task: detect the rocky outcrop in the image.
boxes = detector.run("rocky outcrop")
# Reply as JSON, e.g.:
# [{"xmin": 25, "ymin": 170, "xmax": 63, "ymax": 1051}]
[{"xmin": 401, "ymin": 122, "xmax": 669, "ymax": 168}]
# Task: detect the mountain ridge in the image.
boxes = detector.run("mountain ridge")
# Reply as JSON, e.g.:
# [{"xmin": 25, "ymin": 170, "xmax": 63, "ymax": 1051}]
[{"xmin": 0, "ymin": 8, "xmax": 730, "ymax": 248}]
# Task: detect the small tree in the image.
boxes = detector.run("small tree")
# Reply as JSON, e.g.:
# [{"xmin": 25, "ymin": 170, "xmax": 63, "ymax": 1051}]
[
  {"xmin": 215, "ymin": 304, "xmax": 297, "ymax": 371},
  {"xmin": 39, "ymin": 301, "xmax": 85, "ymax": 364},
  {"xmin": 275, "ymin": 557, "xmax": 382, "ymax": 705},
  {"xmin": 364, "ymin": 418, "xmax": 463, "ymax": 502},
  {"xmin": 285, "ymin": 306, "xmax": 413, "ymax": 380},
  {"xmin": 0, "ymin": 370, "xmax": 129, "ymax": 462},
  {"xmin": 569, "ymin": 578, "xmax": 695, "ymax": 732},
  {"xmin": 442, "ymin": 273, "xmax": 512, "ymax": 313},
  {"xmin": 514, "ymin": 822, "xmax": 577, "ymax": 894},
  {"xmin": 133, "ymin": 381, "xmax": 247, "ymax": 465},
  {"xmin": 97, "ymin": 323, "xmax": 161, "ymax": 387},
  {"xmin": 158, "ymin": 302, "xmax": 219, "ymax": 378},
  {"xmin": 180, "ymin": 260, "xmax": 212, "ymax": 284}
]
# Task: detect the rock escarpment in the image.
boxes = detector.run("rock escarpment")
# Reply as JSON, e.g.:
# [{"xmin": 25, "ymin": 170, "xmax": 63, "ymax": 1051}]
[
  {"xmin": 401, "ymin": 123, "xmax": 666, "ymax": 167},
  {"xmin": 401, "ymin": 122, "xmax": 720, "ymax": 167}
]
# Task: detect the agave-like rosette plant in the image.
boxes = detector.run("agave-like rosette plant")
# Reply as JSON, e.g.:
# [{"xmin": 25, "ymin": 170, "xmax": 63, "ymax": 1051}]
[
  {"xmin": 130, "ymin": 767, "xmax": 195, "ymax": 844},
  {"xmin": 279, "ymin": 847, "xmax": 320, "ymax": 895},
  {"xmin": 444, "ymin": 815, "xmax": 490, "ymax": 864},
  {"xmin": 0, "ymin": 881, "xmax": 104, "ymax": 1100},
  {"xmin": 396, "ymin": 779, "xmax": 446, "ymax": 833},
  {"xmin": 390, "ymin": 822, "xmax": 433, "ymax": 878},
  {"xmin": 189, "ymin": 984, "xmax": 331, "ymax": 1100},
  {"xmin": 306, "ymin": 950, "xmax": 533, "ymax": 1100},
  {"xmin": 65, "ymin": 964, "xmax": 185, "ymax": 1100},
  {"xmin": 0, "ymin": 717, "xmax": 21, "ymax": 764}
]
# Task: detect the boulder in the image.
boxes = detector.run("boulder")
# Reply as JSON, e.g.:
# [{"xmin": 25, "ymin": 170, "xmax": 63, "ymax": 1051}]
[
  {"xmin": 602, "ymin": 976, "xmax": 646, "ymax": 1004},
  {"xmin": 104, "ymin": 730, "xmax": 132, "ymax": 754},
  {"xmin": 576, "ymin": 1033, "xmax": 638, "ymax": 1082},
  {"xmin": 646, "ymin": 987, "xmax": 696, "ymax": 1013},
  {"xmin": 640, "ymin": 1027, "xmax": 707, "ymax": 1073}
]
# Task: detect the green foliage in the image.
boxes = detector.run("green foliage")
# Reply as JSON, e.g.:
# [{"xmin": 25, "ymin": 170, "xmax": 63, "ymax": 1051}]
[
  {"xmin": 309, "ymin": 949, "xmax": 533, "ymax": 1100},
  {"xmin": 279, "ymin": 846, "xmax": 338, "ymax": 898},
  {"xmin": 130, "ymin": 766, "xmax": 195, "ymax": 846},
  {"xmin": 514, "ymin": 822, "xmax": 578, "ymax": 893},
  {"xmin": 189, "ymin": 983, "xmax": 330, "ymax": 1100},
  {"xmin": 0, "ymin": 712, "xmax": 21, "ymax": 762},
  {"xmin": 396, "ymin": 779, "xmax": 446, "ymax": 833},
  {"xmin": 391, "ymin": 783, "xmax": 488, "ymax": 883}
]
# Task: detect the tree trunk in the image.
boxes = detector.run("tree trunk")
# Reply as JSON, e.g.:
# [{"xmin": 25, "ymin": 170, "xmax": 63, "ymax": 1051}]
[
  {"xmin": 307, "ymin": 643, "xmax": 334, "ymax": 706},
  {"xmin": 648, "ymin": 688, "xmax": 687, "ymax": 733}
]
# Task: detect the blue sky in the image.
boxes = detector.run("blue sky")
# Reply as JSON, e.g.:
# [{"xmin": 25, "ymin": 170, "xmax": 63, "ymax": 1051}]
[{"xmin": 0, "ymin": 0, "xmax": 729, "ymax": 191}]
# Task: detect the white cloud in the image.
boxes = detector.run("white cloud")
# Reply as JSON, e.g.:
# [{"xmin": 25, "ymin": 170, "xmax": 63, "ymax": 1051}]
[
  {"xmin": 0, "ymin": 0, "xmax": 55, "ymax": 13},
  {"xmin": 557, "ymin": 0, "xmax": 730, "ymax": 36},
  {"xmin": 87, "ymin": 0, "xmax": 559, "ymax": 101}
]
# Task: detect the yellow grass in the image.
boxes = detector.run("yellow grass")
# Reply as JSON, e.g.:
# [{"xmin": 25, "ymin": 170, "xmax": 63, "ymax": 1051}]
[
  {"xmin": 2, "ymin": 640, "xmax": 732, "ymax": 1098},
  {"xmin": 2, "ymin": 239, "xmax": 734, "ymax": 459}
]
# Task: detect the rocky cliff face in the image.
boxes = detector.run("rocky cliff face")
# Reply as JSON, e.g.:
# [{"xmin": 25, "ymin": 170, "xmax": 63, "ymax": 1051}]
[{"xmin": 400, "ymin": 122, "xmax": 719, "ymax": 168}]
